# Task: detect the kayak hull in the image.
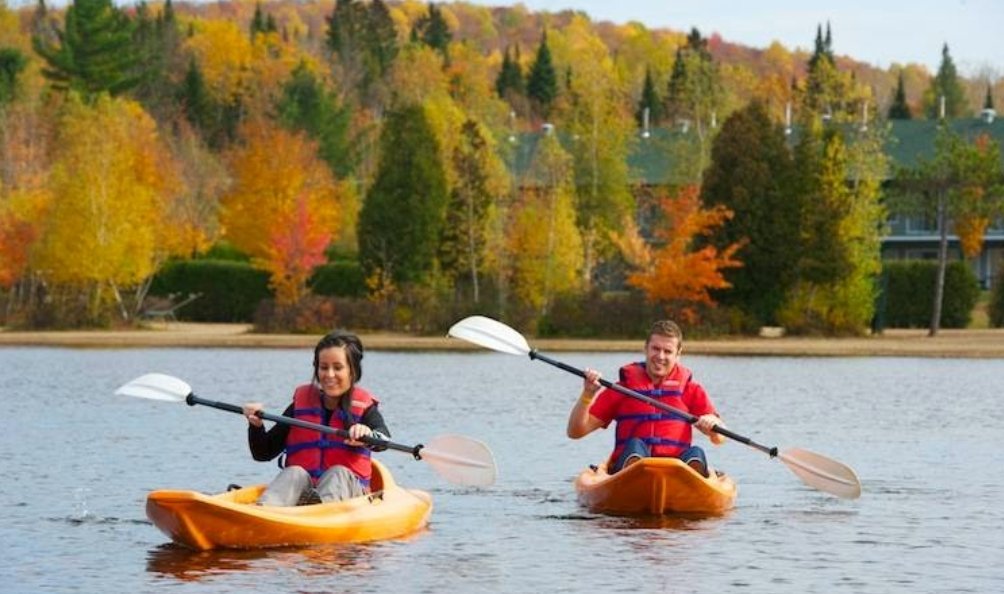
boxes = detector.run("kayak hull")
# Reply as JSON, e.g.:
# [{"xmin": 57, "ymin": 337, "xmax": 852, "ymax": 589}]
[
  {"xmin": 146, "ymin": 460, "xmax": 432, "ymax": 550},
  {"xmin": 574, "ymin": 457, "xmax": 737, "ymax": 516}
]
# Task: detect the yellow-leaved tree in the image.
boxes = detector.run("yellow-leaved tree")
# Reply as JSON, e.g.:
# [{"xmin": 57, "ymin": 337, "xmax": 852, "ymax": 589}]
[
  {"xmin": 220, "ymin": 120, "xmax": 341, "ymax": 306},
  {"xmin": 507, "ymin": 134, "xmax": 583, "ymax": 317},
  {"xmin": 32, "ymin": 95, "xmax": 183, "ymax": 322}
]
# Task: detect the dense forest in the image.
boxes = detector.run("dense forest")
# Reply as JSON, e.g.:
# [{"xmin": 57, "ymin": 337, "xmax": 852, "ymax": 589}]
[{"xmin": 1, "ymin": 0, "xmax": 1002, "ymax": 336}]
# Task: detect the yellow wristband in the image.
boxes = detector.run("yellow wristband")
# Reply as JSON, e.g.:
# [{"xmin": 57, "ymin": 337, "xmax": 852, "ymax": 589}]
[{"xmin": 580, "ymin": 393, "xmax": 594, "ymax": 405}]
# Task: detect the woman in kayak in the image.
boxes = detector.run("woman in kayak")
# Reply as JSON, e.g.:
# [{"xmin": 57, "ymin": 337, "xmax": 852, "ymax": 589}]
[
  {"xmin": 566, "ymin": 320, "xmax": 725, "ymax": 477},
  {"xmin": 242, "ymin": 330, "xmax": 390, "ymax": 505}
]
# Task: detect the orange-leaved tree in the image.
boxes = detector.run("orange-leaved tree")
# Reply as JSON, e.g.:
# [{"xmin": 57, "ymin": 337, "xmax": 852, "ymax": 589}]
[
  {"xmin": 220, "ymin": 120, "xmax": 340, "ymax": 306},
  {"xmin": 613, "ymin": 185, "xmax": 743, "ymax": 322}
]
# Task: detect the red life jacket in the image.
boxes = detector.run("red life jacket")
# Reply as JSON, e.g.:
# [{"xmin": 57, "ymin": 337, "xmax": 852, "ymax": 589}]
[
  {"xmin": 609, "ymin": 362, "xmax": 699, "ymax": 464},
  {"xmin": 283, "ymin": 384, "xmax": 377, "ymax": 485}
]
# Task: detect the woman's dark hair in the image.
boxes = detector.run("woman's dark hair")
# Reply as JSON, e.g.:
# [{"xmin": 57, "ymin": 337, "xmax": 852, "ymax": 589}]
[{"xmin": 313, "ymin": 330, "xmax": 364, "ymax": 385}]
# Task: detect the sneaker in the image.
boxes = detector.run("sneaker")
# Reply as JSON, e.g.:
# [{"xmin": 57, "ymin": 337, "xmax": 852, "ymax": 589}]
[{"xmin": 686, "ymin": 458, "xmax": 709, "ymax": 478}]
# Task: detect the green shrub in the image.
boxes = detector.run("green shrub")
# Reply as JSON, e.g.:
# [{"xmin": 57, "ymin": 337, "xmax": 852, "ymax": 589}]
[
  {"xmin": 310, "ymin": 261, "xmax": 367, "ymax": 297},
  {"xmin": 990, "ymin": 266, "xmax": 1004, "ymax": 328},
  {"xmin": 149, "ymin": 259, "xmax": 271, "ymax": 322},
  {"xmin": 881, "ymin": 260, "xmax": 980, "ymax": 328}
]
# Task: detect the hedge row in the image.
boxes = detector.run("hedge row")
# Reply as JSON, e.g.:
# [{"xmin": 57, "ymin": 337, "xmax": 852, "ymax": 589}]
[
  {"xmin": 148, "ymin": 259, "xmax": 368, "ymax": 323},
  {"xmin": 990, "ymin": 266, "xmax": 1004, "ymax": 328},
  {"xmin": 149, "ymin": 257, "xmax": 988, "ymax": 331},
  {"xmin": 879, "ymin": 260, "xmax": 981, "ymax": 329},
  {"xmin": 148, "ymin": 259, "xmax": 271, "ymax": 322}
]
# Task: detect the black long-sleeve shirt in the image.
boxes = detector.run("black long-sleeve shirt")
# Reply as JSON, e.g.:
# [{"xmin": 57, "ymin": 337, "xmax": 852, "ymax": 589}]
[{"xmin": 247, "ymin": 401, "xmax": 390, "ymax": 461}]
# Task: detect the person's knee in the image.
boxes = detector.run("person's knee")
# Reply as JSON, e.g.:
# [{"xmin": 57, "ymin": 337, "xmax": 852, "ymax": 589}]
[{"xmin": 680, "ymin": 446, "xmax": 709, "ymax": 477}]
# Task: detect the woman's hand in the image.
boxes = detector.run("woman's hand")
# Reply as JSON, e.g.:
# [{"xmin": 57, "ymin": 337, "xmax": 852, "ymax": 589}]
[
  {"xmin": 242, "ymin": 402, "xmax": 264, "ymax": 428},
  {"xmin": 346, "ymin": 423, "xmax": 373, "ymax": 446}
]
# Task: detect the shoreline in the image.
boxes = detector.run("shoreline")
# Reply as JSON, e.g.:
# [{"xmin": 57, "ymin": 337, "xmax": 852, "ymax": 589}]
[{"xmin": 2, "ymin": 323, "xmax": 1004, "ymax": 357}]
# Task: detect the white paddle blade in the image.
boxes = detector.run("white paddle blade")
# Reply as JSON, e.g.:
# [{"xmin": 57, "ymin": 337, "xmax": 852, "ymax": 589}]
[
  {"xmin": 780, "ymin": 448, "xmax": 861, "ymax": 499},
  {"xmin": 115, "ymin": 373, "xmax": 192, "ymax": 402},
  {"xmin": 419, "ymin": 434, "xmax": 497, "ymax": 487},
  {"xmin": 448, "ymin": 315, "xmax": 531, "ymax": 356}
]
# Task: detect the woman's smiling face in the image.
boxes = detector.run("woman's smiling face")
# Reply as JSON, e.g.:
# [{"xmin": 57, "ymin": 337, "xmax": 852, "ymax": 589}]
[{"xmin": 316, "ymin": 345, "xmax": 352, "ymax": 397}]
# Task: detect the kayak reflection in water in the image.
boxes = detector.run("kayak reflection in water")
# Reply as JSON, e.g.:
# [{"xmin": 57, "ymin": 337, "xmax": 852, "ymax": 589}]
[
  {"xmin": 566, "ymin": 320, "xmax": 726, "ymax": 477},
  {"xmin": 242, "ymin": 330, "xmax": 391, "ymax": 505}
]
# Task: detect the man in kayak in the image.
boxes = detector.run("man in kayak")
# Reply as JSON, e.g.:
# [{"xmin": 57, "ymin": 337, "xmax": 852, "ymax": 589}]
[
  {"xmin": 566, "ymin": 320, "xmax": 725, "ymax": 476},
  {"xmin": 242, "ymin": 330, "xmax": 391, "ymax": 505}
]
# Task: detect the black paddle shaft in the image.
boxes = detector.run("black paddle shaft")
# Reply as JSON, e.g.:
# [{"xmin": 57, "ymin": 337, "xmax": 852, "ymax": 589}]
[
  {"xmin": 185, "ymin": 393, "xmax": 424, "ymax": 458},
  {"xmin": 528, "ymin": 350, "xmax": 779, "ymax": 457}
]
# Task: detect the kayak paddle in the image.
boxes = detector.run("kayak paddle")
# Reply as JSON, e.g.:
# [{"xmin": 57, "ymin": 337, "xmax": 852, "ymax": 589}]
[
  {"xmin": 448, "ymin": 315, "xmax": 860, "ymax": 499},
  {"xmin": 116, "ymin": 373, "xmax": 497, "ymax": 487}
]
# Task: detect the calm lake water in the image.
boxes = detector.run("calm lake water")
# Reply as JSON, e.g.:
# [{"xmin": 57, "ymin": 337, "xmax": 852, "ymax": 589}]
[{"xmin": 2, "ymin": 346, "xmax": 1003, "ymax": 593}]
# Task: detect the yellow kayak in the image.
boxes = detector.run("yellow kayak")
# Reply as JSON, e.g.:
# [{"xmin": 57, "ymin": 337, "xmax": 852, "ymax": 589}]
[
  {"xmin": 574, "ymin": 457, "xmax": 737, "ymax": 516},
  {"xmin": 146, "ymin": 460, "xmax": 432, "ymax": 550}
]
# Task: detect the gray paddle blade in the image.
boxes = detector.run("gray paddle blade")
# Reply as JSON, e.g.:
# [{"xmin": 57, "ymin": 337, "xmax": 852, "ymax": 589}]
[
  {"xmin": 447, "ymin": 315, "xmax": 531, "ymax": 356},
  {"xmin": 115, "ymin": 373, "xmax": 192, "ymax": 402},
  {"xmin": 419, "ymin": 434, "xmax": 497, "ymax": 487},
  {"xmin": 780, "ymin": 448, "xmax": 861, "ymax": 499}
]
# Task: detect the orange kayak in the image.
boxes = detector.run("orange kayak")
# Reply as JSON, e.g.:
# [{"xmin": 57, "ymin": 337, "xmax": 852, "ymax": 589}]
[
  {"xmin": 574, "ymin": 457, "xmax": 737, "ymax": 516},
  {"xmin": 146, "ymin": 460, "xmax": 432, "ymax": 550}
]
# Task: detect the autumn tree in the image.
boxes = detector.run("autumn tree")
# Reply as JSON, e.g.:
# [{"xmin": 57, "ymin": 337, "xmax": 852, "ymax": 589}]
[
  {"xmin": 438, "ymin": 119, "xmax": 506, "ymax": 303},
  {"xmin": 552, "ymin": 18, "xmax": 634, "ymax": 288},
  {"xmin": 220, "ymin": 119, "xmax": 341, "ymax": 306},
  {"xmin": 700, "ymin": 100, "xmax": 797, "ymax": 329},
  {"xmin": 613, "ymin": 185, "xmax": 741, "ymax": 323},
  {"xmin": 32, "ymin": 0, "xmax": 140, "ymax": 98},
  {"xmin": 357, "ymin": 103, "xmax": 448, "ymax": 287},
  {"xmin": 924, "ymin": 44, "xmax": 968, "ymax": 119},
  {"xmin": 31, "ymin": 95, "xmax": 183, "ymax": 323},
  {"xmin": 890, "ymin": 128, "xmax": 1003, "ymax": 335},
  {"xmin": 508, "ymin": 133, "xmax": 583, "ymax": 318}
]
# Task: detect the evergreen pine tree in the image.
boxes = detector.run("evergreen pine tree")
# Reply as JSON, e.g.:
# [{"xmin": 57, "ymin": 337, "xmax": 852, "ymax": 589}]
[
  {"xmin": 132, "ymin": 0, "xmax": 182, "ymax": 120},
  {"xmin": 358, "ymin": 104, "xmax": 449, "ymax": 285},
  {"xmin": 413, "ymin": 2, "xmax": 451, "ymax": 57},
  {"xmin": 495, "ymin": 45, "xmax": 525, "ymax": 99},
  {"xmin": 278, "ymin": 62, "xmax": 355, "ymax": 178},
  {"xmin": 665, "ymin": 46, "xmax": 686, "ymax": 121},
  {"xmin": 526, "ymin": 29, "xmax": 557, "ymax": 117},
  {"xmin": 0, "ymin": 48, "xmax": 27, "ymax": 105},
  {"xmin": 32, "ymin": 0, "xmax": 141, "ymax": 98},
  {"xmin": 700, "ymin": 100, "xmax": 798, "ymax": 326},
  {"xmin": 984, "ymin": 84, "xmax": 995, "ymax": 110},
  {"xmin": 635, "ymin": 67, "xmax": 663, "ymax": 127},
  {"xmin": 888, "ymin": 71, "xmax": 912, "ymax": 119},
  {"xmin": 178, "ymin": 57, "xmax": 213, "ymax": 136},
  {"xmin": 925, "ymin": 43, "xmax": 968, "ymax": 119},
  {"xmin": 251, "ymin": 2, "xmax": 266, "ymax": 37},
  {"xmin": 326, "ymin": 0, "xmax": 398, "ymax": 96}
]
